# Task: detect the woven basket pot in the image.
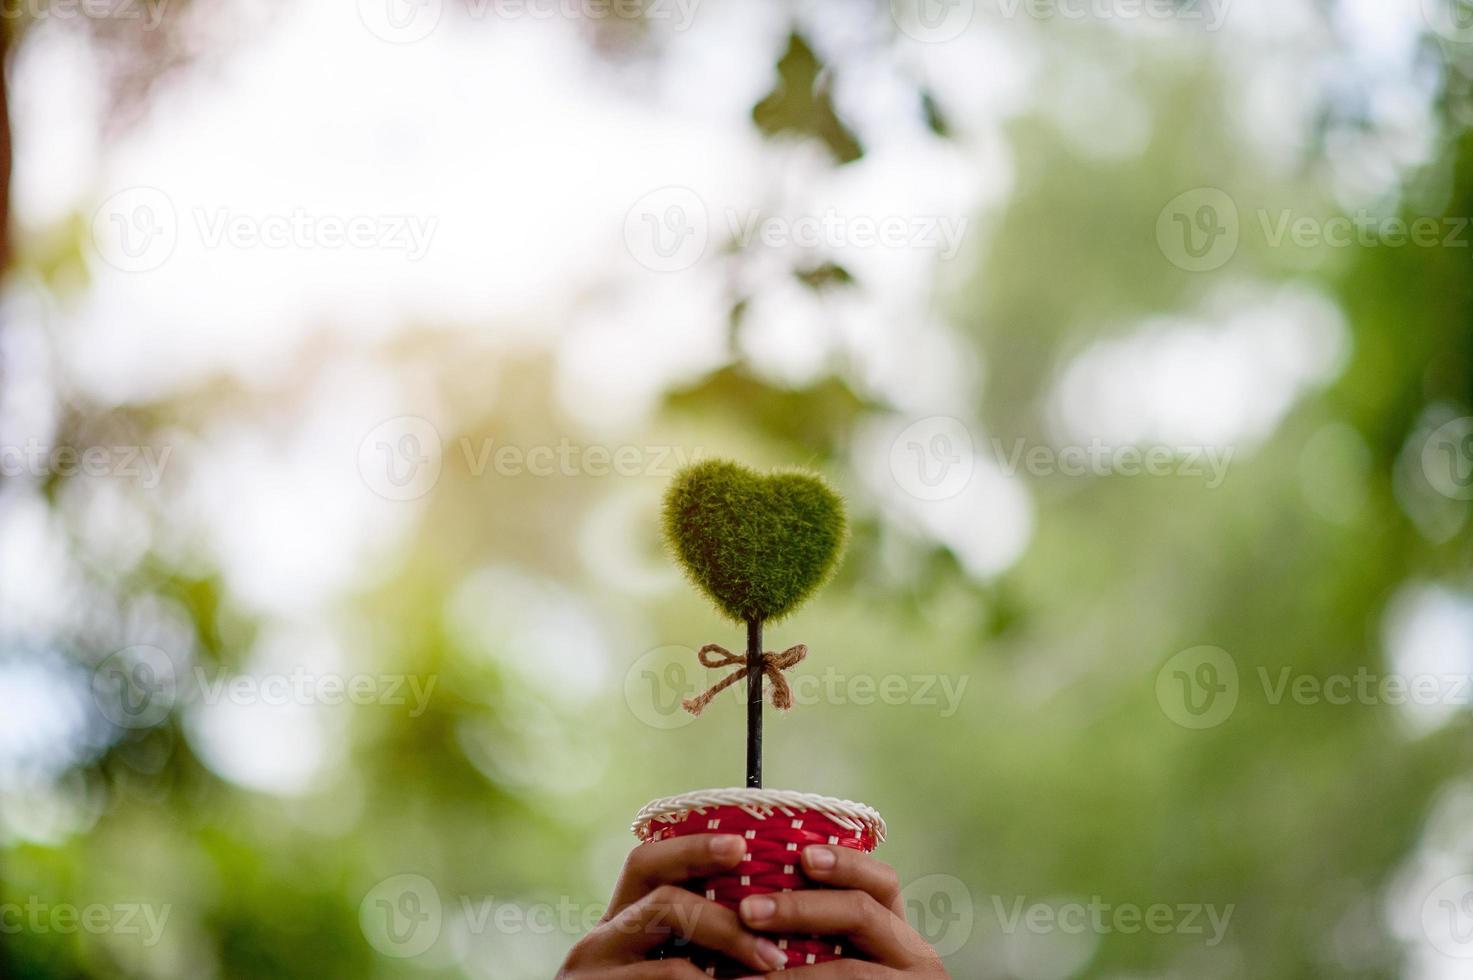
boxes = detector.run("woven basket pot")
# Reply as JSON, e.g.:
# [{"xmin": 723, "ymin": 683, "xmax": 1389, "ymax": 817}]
[{"xmin": 632, "ymin": 788, "xmax": 887, "ymax": 977}]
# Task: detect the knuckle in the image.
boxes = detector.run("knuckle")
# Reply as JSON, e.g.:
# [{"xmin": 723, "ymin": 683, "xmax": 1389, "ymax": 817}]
[
  {"xmin": 769, "ymin": 890, "xmax": 800, "ymax": 920},
  {"xmin": 650, "ymin": 883, "xmax": 692, "ymax": 908},
  {"xmin": 607, "ymin": 905, "xmax": 645, "ymax": 937},
  {"xmin": 622, "ymin": 843, "xmax": 656, "ymax": 877},
  {"xmin": 557, "ymin": 939, "xmax": 591, "ymax": 969},
  {"xmin": 852, "ymin": 891, "xmax": 885, "ymax": 926}
]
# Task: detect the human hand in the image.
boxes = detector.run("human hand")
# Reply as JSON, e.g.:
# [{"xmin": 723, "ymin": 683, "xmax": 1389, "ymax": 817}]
[
  {"xmin": 731, "ymin": 845, "xmax": 951, "ymax": 979},
  {"xmin": 556, "ymin": 834, "xmax": 791, "ymax": 979}
]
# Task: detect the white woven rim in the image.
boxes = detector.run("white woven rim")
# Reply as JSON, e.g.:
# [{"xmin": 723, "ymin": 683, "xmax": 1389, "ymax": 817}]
[{"xmin": 632, "ymin": 787, "xmax": 887, "ymax": 844}]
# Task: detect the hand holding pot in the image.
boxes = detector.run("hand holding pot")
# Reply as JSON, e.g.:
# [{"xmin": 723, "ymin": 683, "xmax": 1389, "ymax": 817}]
[
  {"xmin": 556, "ymin": 833, "xmax": 790, "ymax": 980},
  {"xmin": 734, "ymin": 845, "xmax": 951, "ymax": 980}
]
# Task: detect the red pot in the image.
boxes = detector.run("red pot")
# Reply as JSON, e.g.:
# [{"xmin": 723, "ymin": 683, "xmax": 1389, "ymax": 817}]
[{"xmin": 632, "ymin": 789, "xmax": 887, "ymax": 977}]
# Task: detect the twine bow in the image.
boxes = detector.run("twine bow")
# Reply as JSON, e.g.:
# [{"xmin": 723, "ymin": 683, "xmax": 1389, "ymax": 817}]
[{"xmin": 681, "ymin": 642, "xmax": 808, "ymax": 717}]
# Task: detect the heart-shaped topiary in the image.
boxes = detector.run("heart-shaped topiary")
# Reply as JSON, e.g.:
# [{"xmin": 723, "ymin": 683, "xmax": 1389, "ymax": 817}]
[{"xmin": 662, "ymin": 459, "xmax": 848, "ymax": 624}]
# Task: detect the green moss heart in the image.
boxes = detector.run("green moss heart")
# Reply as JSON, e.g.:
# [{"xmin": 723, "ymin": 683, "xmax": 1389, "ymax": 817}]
[{"xmin": 662, "ymin": 459, "xmax": 848, "ymax": 624}]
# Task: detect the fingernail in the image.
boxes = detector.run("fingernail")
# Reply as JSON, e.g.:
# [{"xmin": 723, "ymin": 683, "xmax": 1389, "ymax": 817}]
[
  {"xmin": 804, "ymin": 846, "xmax": 836, "ymax": 870},
  {"xmin": 741, "ymin": 895, "xmax": 776, "ymax": 922},
  {"xmin": 711, "ymin": 835, "xmax": 745, "ymax": 860},
  {"xmin": 755, "ymin": 937, "xmax": 787, "ymax": 970}
]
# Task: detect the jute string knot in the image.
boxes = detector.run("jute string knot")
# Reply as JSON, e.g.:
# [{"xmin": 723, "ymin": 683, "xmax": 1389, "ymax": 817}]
[{"xmin": 681, "ymin": 642, "xmax": 808, "ymax": 716}]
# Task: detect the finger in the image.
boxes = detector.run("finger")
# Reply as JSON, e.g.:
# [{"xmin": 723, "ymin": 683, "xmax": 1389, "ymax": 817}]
[
  {"xmin": 732, "ymin": 960, "xmax": 902, "ymax": 980},
  {"xmin": 576, "ymin": 959, "xmax": 714, "ymax": 980},
  {"xmin": 738, "ymin": 890, "xmax": 927, "ymax": 966},
  {"xmin": 606, "ymin": 835, "xmax": 747, "ymax": 917},
  {"xmin": 592, "ymin": 885, "xmax": 788, "ymax": 974},
  {"xmin": 799, "ymin": 847, "xmax": 904, "ymax": 915}
]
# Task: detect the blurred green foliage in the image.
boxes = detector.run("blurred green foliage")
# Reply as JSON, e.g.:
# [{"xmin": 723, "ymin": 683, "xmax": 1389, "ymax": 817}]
[{"xmin": 2, "ymin": 3, "xmax": 1472, "ymax": 980}]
